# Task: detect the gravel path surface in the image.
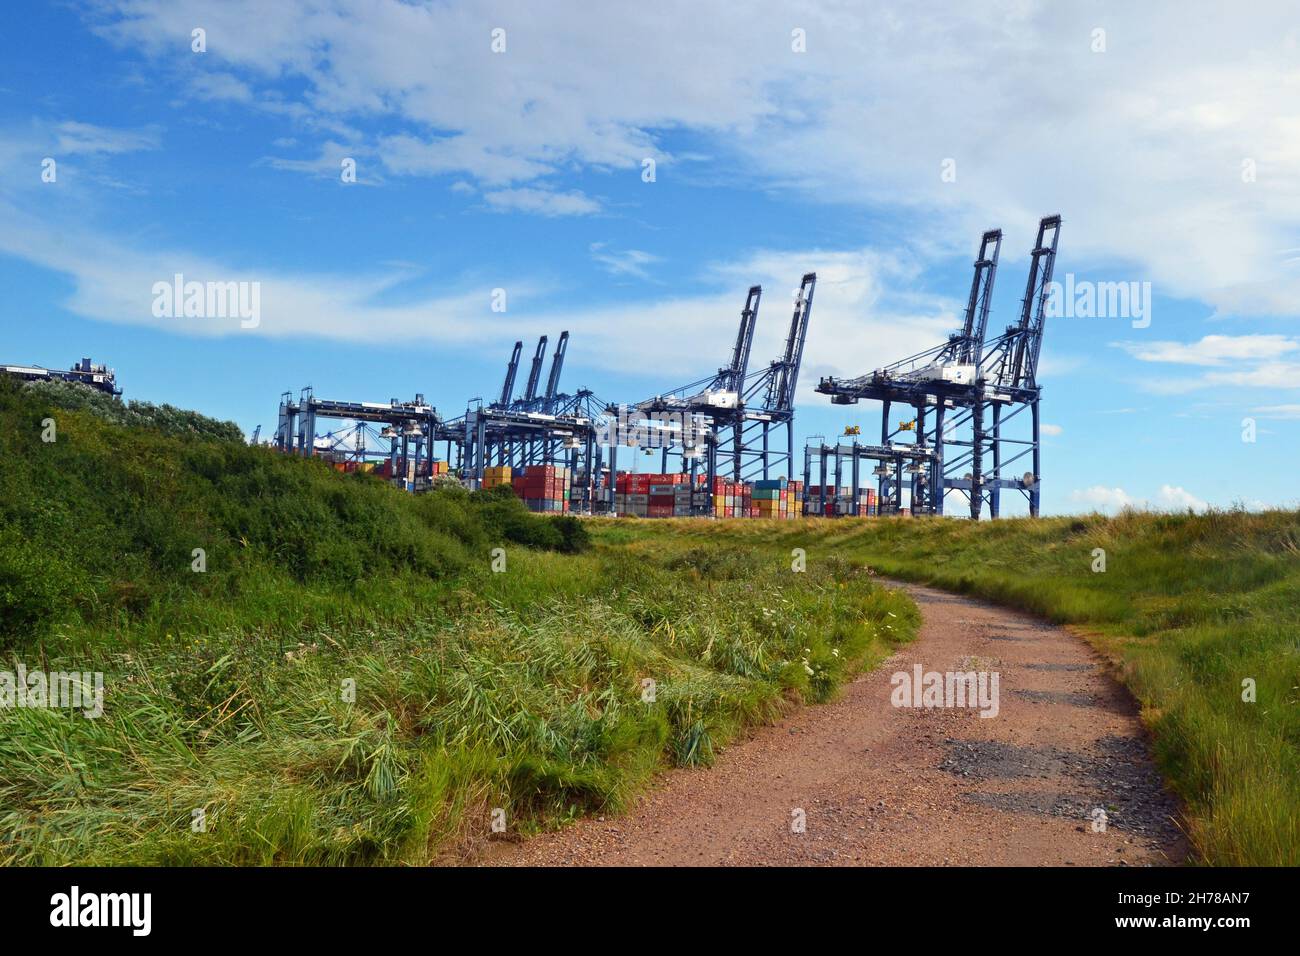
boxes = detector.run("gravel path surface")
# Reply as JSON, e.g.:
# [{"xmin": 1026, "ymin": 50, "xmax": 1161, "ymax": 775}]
[{"xmin": 479, "ymin": 582, "xmax": 1186, "ymax": 867}]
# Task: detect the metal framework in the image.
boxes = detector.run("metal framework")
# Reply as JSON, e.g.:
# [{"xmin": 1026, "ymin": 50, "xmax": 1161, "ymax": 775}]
[
  {"xmin": 456, "ymin": 331, "xmax": 609, "ymax": 511},
  {"xmin": 274, "ymin": 388, "xmax": 448, "ymax": 487},
  {"xmin": 815, "ymin": 216, "xmax": 1060, "ymax": 518},
  {"xmin": 803, "ymin": 436, "xmax": 934, "ymax": 516},
  {"xmin": 621, "ymin": 273, "xmax": 817, "ymax": 507}
]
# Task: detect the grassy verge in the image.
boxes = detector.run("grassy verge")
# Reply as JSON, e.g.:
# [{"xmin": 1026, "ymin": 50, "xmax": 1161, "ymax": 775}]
[
  {"xmin": 623, "ymin": 513, "xmax": 1300, "ymax": 866},
  {"xmin": 0, "ymin": 382, "xmax": 916, "ymax": 864}
]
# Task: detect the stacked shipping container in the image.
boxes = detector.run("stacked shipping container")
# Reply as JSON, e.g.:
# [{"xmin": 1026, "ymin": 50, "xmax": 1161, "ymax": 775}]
[
  {"xmin": 511, "ymin": 464, "xmax": 570, "ymax": 512},
  {"xmin": 802, "ymin": 486, "xmax": 878, "ymax": 516},
  {"xmin": 607, "ymin": 473, "xmax": 805, "ymax": 519},
  {"xmin": 482, "ymin": 464, "xmax": 512, "ymax": 490},
  {"xmin": 751, "ymin": 478, "xmax": 789, "ymax": 518}
]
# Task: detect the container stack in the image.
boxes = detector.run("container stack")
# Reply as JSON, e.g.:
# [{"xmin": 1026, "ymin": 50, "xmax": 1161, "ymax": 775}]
[
  {"xmin": 614, "ymin": 472, "xmax": 650, "ymax": 516},
  {"xmin": 512, "ymin": 464, "xmax": 569, "ymax": 512},
  {"xmin": 482, "ymin": 464, "xmax": 512, "ymax": 490},
  {"xmin": 788, "ymin": 480, "xmax": 804, "ymax": 518},
  {"xmin": 804, "ymin": 486, "xmax": 849, "ymax": 516},
  {"xmin": 709, "ymin": 477, "xmax": 744, "ymax": 517},
  {"xmin": 752, "ymin": 478, "xmax": 788, "ymax": 518},
  {"xmin": 856, "ymin": 487, "xmax": 878, "ymax": 516},
  {"xmin": 646, "ymin": 473, "xmax": 688, "ymax": 518},
  {"xmin": 674, "ymin": 480, "xmax": 694, "ymax": 517}
]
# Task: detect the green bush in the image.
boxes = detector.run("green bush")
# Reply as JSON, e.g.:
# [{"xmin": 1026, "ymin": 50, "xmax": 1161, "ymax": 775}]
[
  {"xmin": 0, "ymin": 532, "xmax": 71, "ymax": 649},
  {"xmin": 0, "ymin": 379, "xmax": 589, "ymax": 651}
]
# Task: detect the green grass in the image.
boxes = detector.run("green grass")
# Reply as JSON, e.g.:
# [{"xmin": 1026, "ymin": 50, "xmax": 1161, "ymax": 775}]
[
  {"xmin": 621, "ymin": 512, "xmax": 1300, "ymax": 866},
  {"xmin": 0, "ymin": 381, "xmax": 916, "ymax": 864}
]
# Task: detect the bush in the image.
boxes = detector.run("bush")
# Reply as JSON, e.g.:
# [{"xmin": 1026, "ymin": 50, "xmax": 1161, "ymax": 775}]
[
  {"xmin": 0, "ymin": 533, "xmax": 70, "ymax": 649},
  {"xmin": 0, "ymin": 379, "xmax": 590, "ymax": 650}
]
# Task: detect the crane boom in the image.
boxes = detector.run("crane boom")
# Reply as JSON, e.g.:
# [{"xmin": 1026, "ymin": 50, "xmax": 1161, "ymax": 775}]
[
  {"xmin": 764, "ymin": 272, "xmax": 816, "ymax": 412},
  {"xmin": 963, "ymin": 229, "xmax": 1002, "ymax": 367},
  {"xmin": 543, "ymin": 331, "xmax": 569, "ymax": 410},
  {"xmin": 522, "ymin": 335, "xmax": 548, "ymax": 403},
  {"xmin": 498, "ymin": 340, "xmax": 523, "ymax": 406},
  {"xmin": 726, "ymin": 286, "xmax": 762, "ymax": 392}
]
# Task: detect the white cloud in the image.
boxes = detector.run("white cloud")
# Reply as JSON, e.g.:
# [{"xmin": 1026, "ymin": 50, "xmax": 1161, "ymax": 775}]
[
  {"xmin": 1252, "ymin": 403, "xmax": 1300, "ymax": 419},
  {"xmin": 1070, "ymin": 485, "xmax": 1138, "ymax": 513},
  {"xmin": 52, "ymin": 120, "xmax": 159, "ymax": 155},
  {"xmin": 1069, "ymin": 483, "xmax": 1208, "ymax": 514},
  {"xmin": 483, "ymin": 187, "xmax": 600, "ymax": 217},
  {"xmin": 1114, "ymin": 334, "xmax": 1298, "ymax": 366},
  {"xmin": 88, "ymin": 0, "xmax": 1300, "ymax": 314},
  {"xmin": 189, "ymin": 72, "xmax": 255, "ymax": 103},
  {"xmin": 1040, "ymin": 423, "xmax": 1063, "ymax": 436},
  {"xmin": 1115, "ymin": 334, "xmax": 1300, "ymax": 392},
  {"xmin": 589, "ymin": 244, "xmax": 660, "ymax": 279},
  {"xmin": 1155, "ymin": 485, "xmax": 1209, "ymax": 511},
  {"xmin": 0, "ymin": 193, "xmax": 956, "ymax": 388}
]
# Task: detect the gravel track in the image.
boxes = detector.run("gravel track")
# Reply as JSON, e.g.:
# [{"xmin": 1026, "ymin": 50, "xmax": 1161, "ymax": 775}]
[{"xmin": 480, "ymin": 582, "xmax": 1186, "ymax": 867}]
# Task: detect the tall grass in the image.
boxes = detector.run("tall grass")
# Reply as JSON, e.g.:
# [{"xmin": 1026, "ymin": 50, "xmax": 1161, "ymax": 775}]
[
  {"xmin": 0, "ymin": 383, "xmax": 916, "ymax": 864},
  {"xmin": 627, "ymin": 512, "xmax": 1300, "ymax": 866}
]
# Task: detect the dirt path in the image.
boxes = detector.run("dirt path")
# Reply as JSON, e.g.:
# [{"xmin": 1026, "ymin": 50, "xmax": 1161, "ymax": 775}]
[{"xmin": 482, "ymin": 582, "xmax": 1186, "ymax": 867}]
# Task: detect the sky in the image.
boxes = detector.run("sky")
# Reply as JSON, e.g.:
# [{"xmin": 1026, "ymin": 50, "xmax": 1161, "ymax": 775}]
[{"xmin": 1, "ymin": 0, "xmax": 1297, "ymax": 515}]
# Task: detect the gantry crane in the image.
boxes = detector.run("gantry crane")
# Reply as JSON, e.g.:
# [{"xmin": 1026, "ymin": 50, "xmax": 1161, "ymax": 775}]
[
  {"xmin": 621, "ymin": 273, "xmax": 816, "ymax": 504},
  {"xmin": 814, "ymin": 217, "xmax": 1059, "ymax": 518}
]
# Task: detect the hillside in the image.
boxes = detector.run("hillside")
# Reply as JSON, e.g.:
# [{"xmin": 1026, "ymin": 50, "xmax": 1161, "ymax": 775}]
[{"xmin": 0, "ymin": 380, "xmax": 915, "ymax": 864}]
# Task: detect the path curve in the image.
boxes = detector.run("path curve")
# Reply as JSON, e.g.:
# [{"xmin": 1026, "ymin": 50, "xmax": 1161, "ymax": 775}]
[{"xmin": 482, "ymin": 583, "xmax": 1186, "ymax": 867}]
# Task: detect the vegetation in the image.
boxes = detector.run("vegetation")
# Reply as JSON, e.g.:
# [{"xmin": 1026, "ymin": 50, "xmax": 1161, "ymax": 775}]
[
  {"xmin": 625, "ymin": 513, "xmax": 1300, "ymax": 866},
  {"xmin": 0, "ymin": 380, "xmax": 916, "ymax": 864},
  {"xmin": 11, "ymin": 377, "xmax": 1289, "ymax": 867}
]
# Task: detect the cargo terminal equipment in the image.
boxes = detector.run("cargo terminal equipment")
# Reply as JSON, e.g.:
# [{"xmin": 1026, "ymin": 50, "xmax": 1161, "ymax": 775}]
[{"xmin": 264, "ymin": 216, "xmax": 1058, "ymax": 519}]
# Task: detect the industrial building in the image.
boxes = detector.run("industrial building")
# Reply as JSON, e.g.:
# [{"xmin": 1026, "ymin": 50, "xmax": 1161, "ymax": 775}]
[{"xmin": 0, "ymin": 357, "xmax": 121, "ymax": 397}]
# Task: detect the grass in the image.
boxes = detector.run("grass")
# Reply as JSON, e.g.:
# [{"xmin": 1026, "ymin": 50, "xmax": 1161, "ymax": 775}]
[
  {"xmin": 620, "ymin": 512, "xmax": 1300, "ymax": 866},
  {"xmin": 0, "ymin": 381, "xmax": 916, "ymax": 864}
]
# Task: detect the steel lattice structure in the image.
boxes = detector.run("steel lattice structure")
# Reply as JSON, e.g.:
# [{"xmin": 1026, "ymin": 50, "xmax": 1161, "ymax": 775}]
[
  {"xmin": 815, "ymin": 216, "xmax": 1060, "ymax": 518},
  {"xmin": 617, "ymin": 273, "xmax": 817, "ymax": 504}
]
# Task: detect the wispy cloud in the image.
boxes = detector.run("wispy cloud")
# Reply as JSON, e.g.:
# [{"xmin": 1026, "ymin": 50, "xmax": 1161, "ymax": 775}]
[
  {"xmin": 86, "ymin": 0, "xmax": 1300, "ymax": 314},
  {"xmin": 52, "ymin": 120, "xmax": 160, "ymax": 155},
  {"xmin": 1113, "ymin": 334, "xmax": 1298, "ymax": 366},
  {"xmin": 589, "ymin": 243, "xmax": 660, "ymax": 279},
  {"xmin": 483, "ymin": 187, "xmax": 600, "ymax": 217},
  {"xmin": 1116, "ymin": 334, "xmax": 1300, "ymax": 393},
  {"xmin": 1069, "ymin": 484, "xmax": 1208, "ymax": 514},
  {"xmin": 1252, "ymin": 403, "xmax": 1300, "ymax": 419}
]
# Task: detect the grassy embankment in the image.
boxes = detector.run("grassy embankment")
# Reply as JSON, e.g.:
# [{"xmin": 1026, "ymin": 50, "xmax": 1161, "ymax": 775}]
[
  {"xmin": 0, "ymin": 380, "xmax": 916, "ymax": 865},
  {"xmin": 623, "ymin": 514, "xmax": 1300, "ymax": 866}
]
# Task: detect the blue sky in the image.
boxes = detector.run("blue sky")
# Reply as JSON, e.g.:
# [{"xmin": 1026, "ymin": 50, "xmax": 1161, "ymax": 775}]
[{"xmin": 1, "ymin": 1, "xmax": 1297, "ymax": 514}]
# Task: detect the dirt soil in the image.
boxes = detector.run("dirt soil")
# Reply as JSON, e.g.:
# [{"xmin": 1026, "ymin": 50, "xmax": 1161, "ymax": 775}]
[{"xmin": 480, "ymin": 582, "xmax": 1187, "ymax": 867}]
